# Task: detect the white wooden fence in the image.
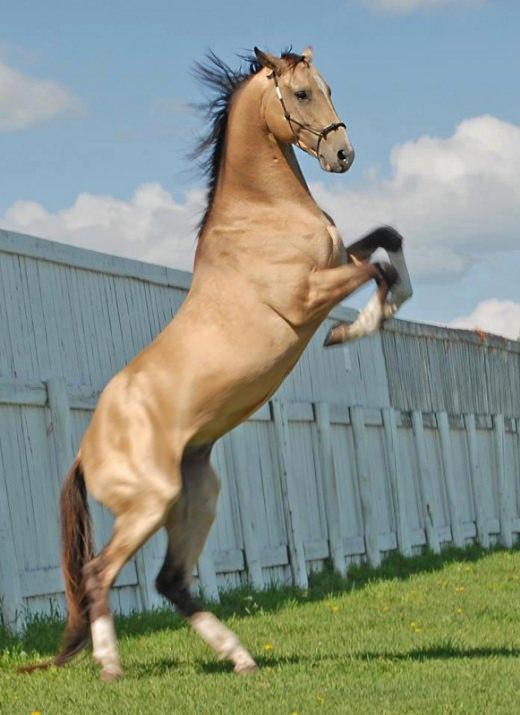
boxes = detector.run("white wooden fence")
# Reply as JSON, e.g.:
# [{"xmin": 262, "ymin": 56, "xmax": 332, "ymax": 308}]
[{"xmin": 0, "ymin": 228, "xmax": 519, "ymax": 631}]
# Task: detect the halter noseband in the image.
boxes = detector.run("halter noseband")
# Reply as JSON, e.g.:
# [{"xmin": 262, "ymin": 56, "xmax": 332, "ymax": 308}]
[{"xmin": 270, "ymin": 71, "xmax": 346, "ymax": 156}]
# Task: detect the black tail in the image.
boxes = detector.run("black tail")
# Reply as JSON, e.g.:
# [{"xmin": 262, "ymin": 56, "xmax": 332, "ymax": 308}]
[{"xmin": 19, "ymin": 460, "xmax": 94, "ymax": 673}]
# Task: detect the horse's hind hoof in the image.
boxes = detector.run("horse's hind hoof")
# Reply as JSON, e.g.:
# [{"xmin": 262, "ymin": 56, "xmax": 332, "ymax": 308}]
[
  {"xmin": 100, "ymin": 666, "xmax": 123, "ymax": 682},
  {"xmin": 234, "ymin": 660, "xmax": 258, "ymax": 675}
]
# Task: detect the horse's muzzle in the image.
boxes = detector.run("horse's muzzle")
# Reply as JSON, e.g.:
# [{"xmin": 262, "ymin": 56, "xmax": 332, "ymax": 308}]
[{"xmin": 319, "ymin": 145, "xmax": 355, "ymax": 173}]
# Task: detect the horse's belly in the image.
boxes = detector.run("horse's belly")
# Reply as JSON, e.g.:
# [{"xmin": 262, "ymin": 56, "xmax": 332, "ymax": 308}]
[
  {"xmin": 193, "ymin": 356, "xmax": 302, "ymax": 444},
  {"xmin": 167, "ymin": 310, "xmax": 312, "ymax": 447}
]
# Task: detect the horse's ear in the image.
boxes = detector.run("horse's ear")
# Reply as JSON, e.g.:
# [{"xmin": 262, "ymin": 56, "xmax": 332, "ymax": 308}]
[
  {"xmin": 301, "ymin": 46, "xmax": 313, "ymax": 63},
  {"xmin": 254, "ymin": 47, "xmax": 285, "ymax": 74}
]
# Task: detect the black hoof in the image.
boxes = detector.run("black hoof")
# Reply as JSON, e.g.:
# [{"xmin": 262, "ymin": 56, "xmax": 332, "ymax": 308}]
[
  {"xmin": 323, "ymin": 328, "xmax": 335, "ymax": 347},
  {"xmin": 323, "ymin": 323, "xmax": 347, "ymax": 347}
]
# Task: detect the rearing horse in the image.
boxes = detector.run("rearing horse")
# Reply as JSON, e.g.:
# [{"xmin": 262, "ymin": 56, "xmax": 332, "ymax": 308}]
[{"xmin": 32, "ymin": 47, "xmax": 412, "ymax": 680}]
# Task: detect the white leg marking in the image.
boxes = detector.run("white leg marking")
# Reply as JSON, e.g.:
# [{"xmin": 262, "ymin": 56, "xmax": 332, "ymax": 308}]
[
  {"xmin": 91, "ymin": 615, "xmax": 122, "ymax": 679},
  {"xmin": 339, "ymin": 291, "xmax": 386, "ymax": 342},
  {"xmin": 325, "ymin": 246, "xmax": 413, "ymax": 345},
  {"xmin": 190, "ymin": 611, "xmax": 257, "ymax": 673},
  {"xmin": 343, "ymin": 248, "xmax": 413, "ymax": 341}
]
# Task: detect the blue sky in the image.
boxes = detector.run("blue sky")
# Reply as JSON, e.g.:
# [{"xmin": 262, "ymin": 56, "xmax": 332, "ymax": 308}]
[{"xmin": 1, "ymin": 0, "xmax": 519, "ymax": 336}]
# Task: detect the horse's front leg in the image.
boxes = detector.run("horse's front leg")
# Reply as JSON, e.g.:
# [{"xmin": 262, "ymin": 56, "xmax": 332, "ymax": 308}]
[
  {"xmin": 305, "ymin": 260, "xmax": 398, "ymax": 343},
  {"xmin": 324, "ymin": 226, "xmax": 413, "ymax": 346},
  {"xmin": 347, "ymin": 226, "xmax": 413, "ymax": 315}
]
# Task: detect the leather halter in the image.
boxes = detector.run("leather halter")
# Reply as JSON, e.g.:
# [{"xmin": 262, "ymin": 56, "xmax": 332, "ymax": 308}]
[{"xmin": 270, "ymin": 71, "xmax": 346, "ymax": 157}]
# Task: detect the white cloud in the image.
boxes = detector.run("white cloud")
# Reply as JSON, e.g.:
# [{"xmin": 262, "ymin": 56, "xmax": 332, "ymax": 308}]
[
  {"xmin": 3, "ymin": 183, "xmax": 202, "ymax": 271},
  {"xmin": 1, "ymin": 114, "xmax": 519, "ymax": 287},
  {"xmin": 0, "ymin": 59, "xmax": 84, "ymax": 131},
  {"xmin": 312, "ymin": 114, "xmax": 520, "ymax": 280},
  {"xmin": 359, "ymin": 0, "xmax": 484, "ymax": 13},
  {"xmin": 450, "ymin": 299, "xmax": 520, "ymax": 340}
]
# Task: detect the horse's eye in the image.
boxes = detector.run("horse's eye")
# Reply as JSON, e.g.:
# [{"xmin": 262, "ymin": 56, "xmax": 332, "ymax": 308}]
[{"xmin": 295, "ymin": 90, "xmax": 309, "ymax": 101}]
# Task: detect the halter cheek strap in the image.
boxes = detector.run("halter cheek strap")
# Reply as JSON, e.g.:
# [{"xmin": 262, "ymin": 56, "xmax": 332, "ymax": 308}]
[{"xmin": 270, "ymin": 72, "xmax": 346, "ymax": 156}]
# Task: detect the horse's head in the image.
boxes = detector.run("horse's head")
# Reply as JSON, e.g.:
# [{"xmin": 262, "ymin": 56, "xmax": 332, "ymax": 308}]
[{"xmin": 254, "ymin": 47, "xmax": 355, "ymax": 174}]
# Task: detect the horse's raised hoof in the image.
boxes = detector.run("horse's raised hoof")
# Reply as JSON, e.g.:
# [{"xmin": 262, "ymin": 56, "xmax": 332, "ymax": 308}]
[
  {"xmin": 234, "ymin": 660, "xmax": 258, "ymax": 675},
  {"xmin": 100, "ymin": 666, "xmax": 123, "ymax": 682},
  {"xmin": 323, "ymin": 323, "xmax": 348, "ymax": 347}
]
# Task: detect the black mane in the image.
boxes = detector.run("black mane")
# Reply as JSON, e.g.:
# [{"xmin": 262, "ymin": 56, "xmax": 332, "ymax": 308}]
[{"xmin": 192, "ymin": 49, "xmax": 303, "ymax": 238}]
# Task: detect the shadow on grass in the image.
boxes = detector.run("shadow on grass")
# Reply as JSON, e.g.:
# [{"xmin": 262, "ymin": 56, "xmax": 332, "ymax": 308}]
[
  {"xmin": 197, "ymin": 653, "xmax": 303, "ymax": 675},
  {"xmin": 129, "ymin": 645, "xmax": 520, "ymax": 680},
  {"xmin": 357, "ymin": 644, "xmax": 520, "ymax": 662},
  {"xmin": 2, "ymin": 543, "xmax": 515, "ymax": 661}
]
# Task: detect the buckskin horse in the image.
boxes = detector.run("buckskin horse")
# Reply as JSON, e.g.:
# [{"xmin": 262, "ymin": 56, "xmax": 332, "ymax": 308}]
[{"xmin": 24, "ymin": 47, "xmax": 412, "ymax": 680}]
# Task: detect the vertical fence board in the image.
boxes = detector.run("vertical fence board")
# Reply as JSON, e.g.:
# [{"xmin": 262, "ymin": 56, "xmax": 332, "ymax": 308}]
[
  {"xmin": 437, "ymin": 411, "xmax": 465, "ymax": 547},
  {"xmin": 228, "ymin": 427, "xmax": 265, "ymax": 590},
  {"xmin": 272, "ymin": 399, "xmax": 308, "ymax": 589},
  {"xmin": 464, "ymin": 413, "xmax": 490, "ymax": 548},
  {"xmin": 495, "ymin": 414, "xmax": 513, "ymax": 548},
  {"xmin": 197, "ymin": 547, "xmax": 220, "ymax": 603},
  {"xmin": 315, "ymin": 402, "xmax": 346, "ymax": 575},
  {"xmin": 411, "ymin": 410, "xmax": 441, "ymax": 553},
  {"xmin": 350, "ymin": 406, "xmax": 381, "ymax": 567},
  {"xmin": 383, "ymin": 408, "xmax": 412, "ymax": 556},
  {"xmin": 46, "ymin": 378, "xmax": 74, "ymax": 477},
  {"xmin": 0, "ymin": 465, "xmax": 24, "ymax": 631},
  {"xmin": 134, "ymin": 542, "xmax": 161, "ymax": 611}
]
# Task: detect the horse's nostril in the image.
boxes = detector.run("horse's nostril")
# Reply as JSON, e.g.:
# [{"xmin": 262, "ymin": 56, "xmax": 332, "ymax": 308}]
[{"xmin": 338, "ymin": 149, "xmax": 347, "ymax": 162}]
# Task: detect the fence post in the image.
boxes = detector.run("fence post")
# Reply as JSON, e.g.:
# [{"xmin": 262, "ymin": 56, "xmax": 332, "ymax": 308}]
[
  {"xmin": 464, "ymin": 413, "xmax": 490, "ymax": 548},
  {"xmin": 382, "ymin": 408, "xmax": 412, "ymax": 557},
  {"xmin": 272, "ymin": 399, "xmax": 308, "ymax": 589},
  {"xmin": 437, "ymin": 411, "xmax": 464, "ymax": 548},
  {"xmin": 411, "ymin": 410, "xmax": 440, "ymax": 553},
  {"xmin": 494, "ymin": 414, "xmax": 513, "ymax": 548},
  {"xmin": 315, "ymin": 402, "xmax": 346, "ymax": 576},
  {"xmin": 228, "ymin": 427, "xmax": 265, "ymax": 590},
  {"xmin": 350, "ymin": 406, "xmax": 381, "ymax": 568}
]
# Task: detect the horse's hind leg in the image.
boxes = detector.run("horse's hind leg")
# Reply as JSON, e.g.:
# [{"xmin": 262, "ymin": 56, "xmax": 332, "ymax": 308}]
[
  {"xmin": 85, "ymin": 479, "xmax": 180, "ymax": 681},
  {"xmin": 156, "ymin": 449, "xmax": 257, "ymax": 674}
]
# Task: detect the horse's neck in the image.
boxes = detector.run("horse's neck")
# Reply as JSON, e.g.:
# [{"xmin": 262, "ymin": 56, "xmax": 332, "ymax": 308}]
[{"xmin": 203, "ymin": 80, "xmax": 319, "ymax": 231}]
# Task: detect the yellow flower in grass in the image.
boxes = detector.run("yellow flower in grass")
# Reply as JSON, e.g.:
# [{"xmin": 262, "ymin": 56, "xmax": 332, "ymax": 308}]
[
  {"xmin": 263, "ymin": 643, "xmax": 273, "ymax": 651},
  {"xmin": 454, "ymin": 586, "xmax": 465, "ymax": 593},
  {"xmin": 457, "ymin": 607, "xmax": 464, "ymax": 615}
]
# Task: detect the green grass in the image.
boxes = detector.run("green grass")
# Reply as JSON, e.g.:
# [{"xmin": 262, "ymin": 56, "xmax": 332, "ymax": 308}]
[{"xmin": 3, "ymin": 545, "xmax": 520, "ymax": 714}]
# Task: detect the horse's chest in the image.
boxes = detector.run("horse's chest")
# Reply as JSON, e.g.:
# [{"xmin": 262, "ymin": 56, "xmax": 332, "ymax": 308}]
[{"xmin": 314, "ymin": 223, "xmax": 345, "ymax": 269}]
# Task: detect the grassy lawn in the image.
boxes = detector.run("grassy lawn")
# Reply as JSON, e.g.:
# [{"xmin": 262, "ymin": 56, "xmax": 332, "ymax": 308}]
[{"xmin": 2, "ymin": 546, "xmax": 520, "ymax": 714}]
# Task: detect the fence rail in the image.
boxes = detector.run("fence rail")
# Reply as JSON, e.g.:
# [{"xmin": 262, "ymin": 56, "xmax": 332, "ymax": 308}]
[{"xmin": 1, "ymin": 228, "xmax": 519, "ymax": 632}]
